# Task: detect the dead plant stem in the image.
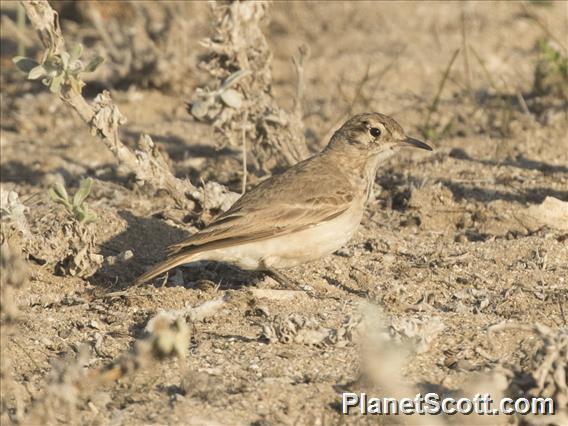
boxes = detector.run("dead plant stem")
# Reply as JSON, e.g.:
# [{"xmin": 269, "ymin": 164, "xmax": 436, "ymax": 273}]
[
  {"xmin": 424, "ymin": 48, "xmax": 461, "ymax": 131},
  {"xmin": 20, "ymin": 0, "xmax": 199, "ymax": 210}
]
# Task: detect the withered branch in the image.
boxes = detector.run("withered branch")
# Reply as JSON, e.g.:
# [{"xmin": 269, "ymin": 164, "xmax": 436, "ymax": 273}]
[
  {"xmin": 20, "ymin": 0, "xmax": 200, "ymax": 210},
  {"xmin": 189, "ymin": 1, "xmax": 310, "ymax": 173}
]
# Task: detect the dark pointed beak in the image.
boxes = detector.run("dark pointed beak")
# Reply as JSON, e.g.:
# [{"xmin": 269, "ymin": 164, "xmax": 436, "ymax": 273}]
[{"xmin": 400, "ymin": 136, "xmax": 433, "ymax": 151}]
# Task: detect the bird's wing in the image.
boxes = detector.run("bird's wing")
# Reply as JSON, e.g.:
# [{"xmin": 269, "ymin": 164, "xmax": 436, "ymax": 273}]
[{"xmin": 167, "ymin": 157, "xmax": 356, "ymax": 256}]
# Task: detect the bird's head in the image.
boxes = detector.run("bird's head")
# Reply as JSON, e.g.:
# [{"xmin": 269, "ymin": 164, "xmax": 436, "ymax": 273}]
[{"xmin": 327, "ymin": 112, "xmax": 432, "ymax": 157}]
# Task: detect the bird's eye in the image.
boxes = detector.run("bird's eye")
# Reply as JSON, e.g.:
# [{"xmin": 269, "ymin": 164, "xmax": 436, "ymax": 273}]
[{"xmin": 370, "ymin": 127, "xmax": 381, "ymax": 137}]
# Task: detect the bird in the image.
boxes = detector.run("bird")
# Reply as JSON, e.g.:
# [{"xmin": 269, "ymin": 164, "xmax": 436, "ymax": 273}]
[{"xmin": 134, "ymin": 112, "xmax": 432, "ymax": 289}]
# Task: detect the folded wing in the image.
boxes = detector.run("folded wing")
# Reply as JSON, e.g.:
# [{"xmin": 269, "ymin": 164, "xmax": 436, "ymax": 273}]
[{"xmin": 168, "ymin": 157, "xmax": 355, "ymax": 256}]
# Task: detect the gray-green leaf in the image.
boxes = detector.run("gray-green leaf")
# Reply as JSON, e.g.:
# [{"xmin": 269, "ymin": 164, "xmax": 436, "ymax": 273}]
[
  {"xmin": 73, "ymin": 178, "xmax": 93, "ymax": 207},
  {"xmin": 49, "ymin": 183, "xmax": 72, "ymax": 211},
  {"xmin": 60, "ymin": 51, "xmax": 70, "ymax": 70},
  {"xmin": 43, "ymin": 56, "xmax": 61, "ymax": 74},
  {"xmin": 221, "ymin": 69, "xmax": 250, "ymax": 90},
  {"xmin": 51, "ymin": 182, "xmax": 69, "ymax": 202},
  {"xmin": 28, "ymin": 64, "xmax": 46, "ymax": 80},
  {"xmin": 82, "ymin": 209, "xmax": 98, "ymax": 224},
  {"xmin": 191, "ymin": 100, "xmax": 211, "ymax": 119},
  {"xmin": 220, "ymin": 89, "xmax": 243, "ymax": 108},
  {"xmin": 70, "ymin": 43, "xmax": 83, "ymax": 62},
  {"xmin": 49, "ymin": 74, "xmax": 63, "ymax": 93},
  {"xmin": 84, "ymin": 56, "xmax": 104, "ymax": 73},
  {"xmin": 12, "ymin": 56, "xmax": 39, "ymax": 74},
  {"xmin": 73, "ymin": 205, "xmax": 97, "ymax": 224}
]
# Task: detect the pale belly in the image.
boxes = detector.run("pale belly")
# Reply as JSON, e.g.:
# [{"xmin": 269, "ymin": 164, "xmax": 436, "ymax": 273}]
[{"xmin": 187, "ymin": 205, "xmax": 363, "ymax": 270}]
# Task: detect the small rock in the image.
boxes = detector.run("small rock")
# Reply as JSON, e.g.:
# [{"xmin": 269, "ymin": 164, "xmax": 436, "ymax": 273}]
[{"xmin": 335, "ymin": 247, "xmax": 352, "ymax": 257}]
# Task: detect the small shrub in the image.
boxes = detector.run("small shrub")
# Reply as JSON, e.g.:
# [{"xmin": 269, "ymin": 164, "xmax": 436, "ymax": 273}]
[
  {"xmin": 533, "ymin": 40, "xmax": 568, "ymax": 99},
  {"xmin": 49, "ymin": 178, "xmax": 97, "ymax": 224},
  {"xmin": 13, "ymin": 43, "xmax": 103, "ymax": 94}
]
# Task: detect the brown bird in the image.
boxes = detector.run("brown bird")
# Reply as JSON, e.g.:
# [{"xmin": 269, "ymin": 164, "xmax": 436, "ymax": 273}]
[{"xmin": 134, "ymin": 113, "xmax": 432, "ymax": 288}]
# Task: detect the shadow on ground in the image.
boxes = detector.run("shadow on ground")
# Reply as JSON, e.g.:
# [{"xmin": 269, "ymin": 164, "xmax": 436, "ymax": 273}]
[
  {"xmin": 442, "ymin": 180, "xmax": 568, "ymax": 204},
  {"xmin": 92, "ymin": 209, "xmax": 263, "ymax": 291},
  {"xmin": 449, "ymin": 149, "xmax": 568, "ymax": 175}
]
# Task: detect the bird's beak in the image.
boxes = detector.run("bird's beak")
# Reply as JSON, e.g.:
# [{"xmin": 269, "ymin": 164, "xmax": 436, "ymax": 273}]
[{"xmin": 400, "ymin": 136, "xmax": 433, "ymax": 151}]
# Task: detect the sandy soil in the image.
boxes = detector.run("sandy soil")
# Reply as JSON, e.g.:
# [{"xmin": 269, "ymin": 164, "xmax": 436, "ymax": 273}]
[{"xmin": 1, "ymin": 1, "xmax": 567, "ymax": 425}]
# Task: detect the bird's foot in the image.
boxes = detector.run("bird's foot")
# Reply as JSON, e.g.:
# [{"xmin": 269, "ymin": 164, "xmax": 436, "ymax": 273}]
[{"xmin": 265, "ymin": 268, "xmax": 317, "ymax": 297}]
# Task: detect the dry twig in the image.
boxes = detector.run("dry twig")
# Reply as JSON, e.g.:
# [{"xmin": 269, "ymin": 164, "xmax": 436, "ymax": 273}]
[
  {"xmin": 421, "ymin": 48, "xmax": 461, "ymax": 139},
  {"xmin": 292, "ymin": 45, "xmax": 310, "ymax": 120},
  {"xmin": 488, "ymin": 321, "xmax": 568, "ymax": 424},
  {"xmin": 20, "ymin": 1, "xmax": 201, "ymax": 210}
]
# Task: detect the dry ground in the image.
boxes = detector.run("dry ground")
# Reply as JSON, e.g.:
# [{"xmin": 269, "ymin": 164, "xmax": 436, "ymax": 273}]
[{"xmin": 1, "ymin": 1, "xmax": 567, "ymax": 425}]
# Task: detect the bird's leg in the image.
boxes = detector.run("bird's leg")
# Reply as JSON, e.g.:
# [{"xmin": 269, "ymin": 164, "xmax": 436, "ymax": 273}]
[{"xmin": 265, "ymin": 268, "xmax": 315, "ymax": 294}]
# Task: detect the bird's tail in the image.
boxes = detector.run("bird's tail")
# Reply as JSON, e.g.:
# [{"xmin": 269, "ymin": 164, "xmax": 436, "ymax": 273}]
[{"xmin": 133, "ymin": 251, "xmax": 200, "ymax": 286}]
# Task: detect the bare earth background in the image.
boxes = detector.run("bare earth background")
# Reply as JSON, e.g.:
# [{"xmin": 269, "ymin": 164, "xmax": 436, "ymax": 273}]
[{"xmin": 1, "ymin": 1, "xmax": 567, "ymax": 425}]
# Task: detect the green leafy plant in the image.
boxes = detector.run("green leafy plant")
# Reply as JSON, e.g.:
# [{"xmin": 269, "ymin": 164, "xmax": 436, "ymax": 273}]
[
  {"xmin": 539, "ymin": 40, "xmax": 568, "ymax": 77},
  {"xmin": 12, "ymin": 44, "xmax": 104, "ymax": 94},
  {"xmin": 534, "ymin": 40, "xmax": 568, "ymax": 98},
  {"xmin": 49, "ymin": 178, "xmax": 98, "ymax": 224}
]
